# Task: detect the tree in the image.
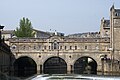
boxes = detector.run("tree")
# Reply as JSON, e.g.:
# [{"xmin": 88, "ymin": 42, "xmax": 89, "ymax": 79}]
[{"xmin": 14, "ymin": 17, "xmax": 35, "ymax": 37}]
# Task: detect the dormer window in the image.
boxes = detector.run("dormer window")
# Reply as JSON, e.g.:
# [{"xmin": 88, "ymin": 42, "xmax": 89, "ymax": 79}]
[
  {"xmin": 115, "ymin": 12, "xmax": 120, "ymax": 16},
  {"xmin": 115, "ymin": 12, "xmax": 118, "ymax": 16}
]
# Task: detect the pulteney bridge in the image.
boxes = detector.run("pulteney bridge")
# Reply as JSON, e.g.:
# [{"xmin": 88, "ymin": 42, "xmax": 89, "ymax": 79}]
[{"xmin": 9, "ymin": 35, "xmax": 111, "ymax": 77}]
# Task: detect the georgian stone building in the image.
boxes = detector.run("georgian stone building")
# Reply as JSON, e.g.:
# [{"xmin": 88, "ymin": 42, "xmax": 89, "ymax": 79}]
[
  {"xmin": 100, "ymin": 18, "xmax": 110, "ymax": 38},
  {"xmin": 8, "ymin": 5, "xmax": 120, "ymax": 77},
  {"xmin": 110, "ymin": 5, "xmax": 120, "ymax": 72},
  {"xmin": 1, "ymin": 30, "xmax": 14, "ymax": 45},
  {"xmin": 0, "ymin": 31, "xmax": 13, "ymax": 75}
]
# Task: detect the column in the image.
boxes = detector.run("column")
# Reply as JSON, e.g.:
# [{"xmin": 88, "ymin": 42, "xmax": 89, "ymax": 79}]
[
  {"xmin": 37, "ymin": 64, "xmax": 40, "ymax": 74},
  {"xmin": 67, "ymin": 65, "xmax": 72, "ymax": 74}
]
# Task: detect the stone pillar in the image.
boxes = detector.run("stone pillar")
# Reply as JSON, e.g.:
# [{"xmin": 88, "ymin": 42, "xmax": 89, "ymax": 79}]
[
  {"xmin": 67, "ymin": 65, "xmax": 71, "ymax": 74},
  {"xmin": 37, "ymin": 65, "xmax": 40, "ymax": 74}
]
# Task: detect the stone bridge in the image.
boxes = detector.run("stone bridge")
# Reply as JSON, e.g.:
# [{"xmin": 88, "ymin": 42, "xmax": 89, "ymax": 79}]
[{"xmin": 9, "ymin": 36, "xmax": 111, "ymax": 77}]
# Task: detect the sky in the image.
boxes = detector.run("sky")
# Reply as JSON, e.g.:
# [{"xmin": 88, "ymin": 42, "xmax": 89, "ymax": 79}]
[{"xmin": 0, "ymin": 0, "xmax": 120, "ymax": 35}]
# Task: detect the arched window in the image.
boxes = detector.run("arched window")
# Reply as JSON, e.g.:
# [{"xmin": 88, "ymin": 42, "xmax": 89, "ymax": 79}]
[{"xmin": 52, "ymin": 40, "xmax": 59, "ymax": 50}]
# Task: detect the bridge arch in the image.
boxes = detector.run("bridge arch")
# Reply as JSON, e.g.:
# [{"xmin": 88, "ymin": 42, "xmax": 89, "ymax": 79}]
[
  {"xmin": 43, "ymin": 56, "xmax": 67, "ymax": 74},
  {"xmin": 13, "ymin": 56, "xmax": 37, "ymax": 77},
  {"xmin": 74, "ymin": 56, "xmax": 97, "ymax": 74}
]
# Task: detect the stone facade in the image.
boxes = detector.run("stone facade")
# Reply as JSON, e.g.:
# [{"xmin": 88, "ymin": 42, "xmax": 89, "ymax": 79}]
[
  {"xmin": 8, "ymin": 5, "xmax": 120, "ymax": 76},
  {"xmin": 100, "ymin": 18, "xmax": 110, "ymax": 38},
  {"xmin": 9, "ymin": 36, "xmax": 111, "ymax": 74},
  {"xmin": 110, "ymin": 5, "xmax": 120, "ymax": 73}
]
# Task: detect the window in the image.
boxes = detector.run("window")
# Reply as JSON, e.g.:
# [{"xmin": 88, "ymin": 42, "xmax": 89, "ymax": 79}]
[
  {"xmin": 115, "ymin": 12, "xmax": 118, "ymax": 16},
  {"xmin": 49, "ymin": 46, "xmax": 51, "ymax": 50},
  {"xmin": 65, "ymin": 46, "xmax": 67, "ymax": 50},
  {"xmin": 44, "ymin": 46, "xmax": 46, "ymax": 50},
  {"xmin": 75, "ymin": 46, "xmax": 77, "ymax": 50},
  {"xmin": 38, "ymin": 45, "xmax": 41, "ymax": 49},
  {"xmin": 54, "ymin": 42, "xmax": 57, "ymax": 49},
  {"xmin": 23, "ymin": 46, "xmax": 25, "ymax": 50},
  {"xmin": 70, "ymin": 46, "xmax": 72, "ymax": 50},
  {"xmin": 85, "ymin": 46, "xmax": 87, "ymax": 49},
  {"xmin": 34, "ymin": 46, "xmax": 36, "ymax": 49},
  {"xmin": 60, "ymin": 46, "xmax": 62, "ymax": 50},
  {"xmin": 51, "ymin": 40, "xmax": 59, "ymax": 50}
]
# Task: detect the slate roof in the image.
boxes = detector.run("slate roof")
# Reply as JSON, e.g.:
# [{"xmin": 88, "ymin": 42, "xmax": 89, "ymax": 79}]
[
  {"xmin": 1, "ymin": 30, "xmax": 14, "ymax": 34},
  {"xmin": 67, "ymin": 32, "xmax": 100, "ymax": 38}
]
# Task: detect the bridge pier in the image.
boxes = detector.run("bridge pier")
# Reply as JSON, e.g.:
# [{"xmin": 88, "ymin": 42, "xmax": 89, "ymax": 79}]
[
  {"xmin": 67, "ymin": 65, "xmax": 72, "ymax": 74},
  {"xmin": 37, "ymin": 65, "xmax": 40, "ymax": 74}
]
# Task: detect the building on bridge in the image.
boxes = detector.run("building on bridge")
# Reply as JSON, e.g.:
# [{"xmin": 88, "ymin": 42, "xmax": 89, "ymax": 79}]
[{"xmin": 7, "ymin": 5, "xmax": 120, "ymax": 77}]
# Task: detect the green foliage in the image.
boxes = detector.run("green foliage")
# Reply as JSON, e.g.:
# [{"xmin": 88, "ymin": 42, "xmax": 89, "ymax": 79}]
[{"xmin": 14, "ymin": 17, "xmax": 35, "ymax": 37}]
